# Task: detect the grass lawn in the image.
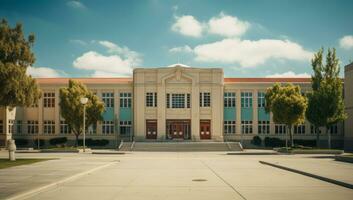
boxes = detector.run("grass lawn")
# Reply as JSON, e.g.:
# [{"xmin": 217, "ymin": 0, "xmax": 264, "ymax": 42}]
[{"xmin": 0, "ymin": 158, "xmax": 53, "ymax": 169}]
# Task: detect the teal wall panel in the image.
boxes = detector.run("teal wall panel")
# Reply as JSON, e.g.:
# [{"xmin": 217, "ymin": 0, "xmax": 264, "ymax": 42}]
[
  {"xmin": 119, "ymin": 107, "xmax": 132, "ymax": 121},
  {"xmin": 224, "ymin": 107, "xmax": 236, "ymax": 121},
  {"xmin": 258, "ymin": 108, "xmax": 270, "ymax": 121},
  {"xmin": 241, "ymin": 108, "xmax": 253, "ymax": 120},
  {"xmin": 103, "ymin": 107, "xmax": 114, "ymax": 120}
]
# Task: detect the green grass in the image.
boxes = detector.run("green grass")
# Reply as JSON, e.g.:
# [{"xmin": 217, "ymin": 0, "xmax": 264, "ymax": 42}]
[{"xmin": 0, "ymin": 158, "xmax": 53, "ymax": 169}]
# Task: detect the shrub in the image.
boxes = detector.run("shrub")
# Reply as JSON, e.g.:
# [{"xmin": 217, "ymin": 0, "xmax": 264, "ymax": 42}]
[
  {"xmin": 293, "ymin": 139, "xmax": 316, "ymax": 147},
  {"xmin": 34, "ymin": 139, "xmax": 45, "ymax": 147},
  {"xmin": 14, "ymin": 138, "xmax": 28, "ymax": 147},
  {"xmin": 251, "ymin": 136, "xmax": 262, "ymax": 146},
  {"xmin": 264, "ymin": 137, "xmax": 285, "ymax": 147},
  {"xmin": 78, "ymin": 139, "xmax": 109, "ymax": 146},
  {"xmin": 49, "ymin": 137, "xmax": 68, "ymax": 146}
]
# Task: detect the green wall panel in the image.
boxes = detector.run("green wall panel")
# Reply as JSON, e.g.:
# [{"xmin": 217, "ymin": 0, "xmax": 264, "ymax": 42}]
[
  {"xmin": 119, "ymin": 107, "xmax": 132, "ymax": 121},
  {"xmin": 224, "ymin": 107, "xmax": 236, "ymax": 121},
  {"xmin": 103, "ymin": 107, "xmax": 114, "ymax": 120},
  {"xmin": 258, "ymin": 108, "xmax": 270, "ymax": 121},
  {"xmin": 241, "ymin": 108, "xmax": 253, "ymax": 120}
]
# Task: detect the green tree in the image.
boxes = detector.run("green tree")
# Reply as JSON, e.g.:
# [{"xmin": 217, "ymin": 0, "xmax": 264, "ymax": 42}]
[
  {"xmin": 265, "ymin": 83, "xmax": 308, "ymax": 148},
  {"xmin": 59, "ymin": 80, "xmax": 105, "ymax": 146},
  {"xmin": 0, "ymin": 19, "xmax": 41, "ymax": 147},
  {"xmin": 306, "ymin": 48, "xmax": 346, "ymax": 149}
]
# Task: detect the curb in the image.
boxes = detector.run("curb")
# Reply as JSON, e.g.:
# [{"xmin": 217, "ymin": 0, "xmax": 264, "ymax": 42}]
[
  {"xmin": 259, "ymin": 160, "xmax": 353, "ymax": 190},
  {"xmin": 92, "ymin": 151, "xmax": 126, "ymax": 155},
  {"xmin": 6, "ymin": 161, "xmax": 118, "ymax": 200},
  {"xmin": 335, "ymin": 155, "xmax": 353, "ymax": 163},
  {"xmin": 227, "ymin": 152, "xmax": 279, "ymax": 155}
]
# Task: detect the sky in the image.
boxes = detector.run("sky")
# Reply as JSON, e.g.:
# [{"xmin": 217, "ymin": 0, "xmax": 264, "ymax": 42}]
[{"xmin": 1, "ymin": 0, "xmax": 353, "ymax": 78}]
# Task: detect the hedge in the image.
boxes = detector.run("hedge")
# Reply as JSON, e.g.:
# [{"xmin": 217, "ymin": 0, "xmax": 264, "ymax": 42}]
[
  {"xmin": 34, "ymin": 139, "xmax": 45, "ymax": 147},
  {"xmin": 293, "ymin": 139, "xmax": 316, "ymax": 147},
  {"xmin": 49, "ymin": 137, "xmax": 68, "ymax": 146},
  {"xmin": 78, "ymin": 139, "xmax": 109, "ymax": 146},
  {"xmin": 264, "ymin": 137, "xmax": 285, "ymax": 147},
  {"xmin": 251, "ymin": 136, "xmax": 262, "ymax": 146},
  {"xmin": 14, "ymin": 138, "xmax": 29, "ymax": 147}
]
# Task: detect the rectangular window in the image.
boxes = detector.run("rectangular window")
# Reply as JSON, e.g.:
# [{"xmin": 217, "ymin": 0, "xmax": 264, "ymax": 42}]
[
  {"xmin": 102, "ymin": 121, "xmax": 114, "ymax": 134},
  {"xmin": 0, "ymin": 120, "xmax": 3, "ymax": 134},
  {"xmin": 224, "ymin": 121, "xmax": 236, "ymax": 135},
  {"xmin": 258, "ymin": 92, "xmax": 266, "ymax": 108},
  {"xmin": 172, "ymin": 94, "xmax": 185, "ymax": 108},
  {"xmin": 27, "ymin": 120, "xmax": 39, "ymax": 134},
  {"xmin": 329, "ymin": 124, "xmax": 338, "ymax": 134},
  {"xmin": 87, "ymin": 123, "xmax": 97, "ymax": 135},
  {"xmin": 224, "ymin": 92, "xmax": 236, "ymax": 107},
  {"xmin": 241, "ymin": 92, "xmax": 253, "ymax": 108},
  {"xmin": 120, "ymin": 121, "xmax": 131, "ymax": 136},
  {"xmin": 186, "ymin": 94, "xmax": 191, "ymax": 108},
  {"xmin": 166, "ymin": 94, "xmax": 170, "ymax": 108},
  {"xmin": 16, "ymin": 120, "xmax": 22, "ymax": 134},
  {"xmin": 294, "ymin": 124, "xmax": 305, "ymax": 134},
  {"xmin": 43, "ymin": 92, "xmax": 55, "ymax": 107},
  {"xmin": 102, "ymin": 92, "xmax": 114, "ymax": 107},
  {"xmin": 241, "ymin": 120, "xmax": 253, "ymax": 134},
  {"xmin": 60, "ymin": 120, "xmax": 70, "ymax": 134},
  {"xmin": 120, "ymin": 93, "xmax": 132, "ymax": 108},
  {"xmin": 8, "ymin": 120, "xmax": 14, "ymax": 134},
  {"xmin": 200, "ymin": 92, "xmax": 211, "ymax": 107},
  {"xmin": 258, "ymin": 121, "xmax": 270, "ymax": 134},
  {"xmin": 310, "ymin": 125, "xmax": 321, "ymax": 134},
  {"xmin": 275, "ymin": 124, "xmax": 286, "ymax": 134},
  {"xmin": 146, "ymin": 92, "xmax": 157, "ymax": 107},
  {"xmin": 44, "ymin": 120, "xmax": 55, "ymax": 134}
]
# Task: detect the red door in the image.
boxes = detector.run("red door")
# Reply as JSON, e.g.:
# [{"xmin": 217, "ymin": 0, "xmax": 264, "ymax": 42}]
[
  {"xmin": 200, "ymin": 120, "xmax": 211, "ymax": 139},
  {"xmin": 171, "ymin": 123, "xmax": 184, "ymax": 139},
  {"xmin": 146, "ymin": 120, "xmax": 157, "ymax": 139}
]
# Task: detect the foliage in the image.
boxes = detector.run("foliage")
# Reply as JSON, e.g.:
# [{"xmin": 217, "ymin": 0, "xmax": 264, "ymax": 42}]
[
  {"xmin": 14, "ymin": 138, "xmax": 28, "ymax": 147},
  {"xmin": 306, "ymin": 48, "xmax": 347, "ymax": 148},
  {"xmin": 34, "ymin": 139, "xmax": 45, "ymax": 147},
  {"xmin": 78, "ymin": 139, "xmax": 109, "ymax": 147},
  {"xmin": 0, "ymin": 159, "xmax": 52, "ymax": 169},
  {"xmin": 49, "ymin": 137, "xmax": 68, "ymax": 146},
  {"xmin": 265, "ymin": 83, "xmax": 308, "ymax": 147},
  {"xmin": 251, "ymin": 136, "xmax": 262, "ymax": 146},
  {"xmin": 293, "ymin": 139, "xmax": 316, "ymax": 147},
  {"xmin": 59, "ymin": 80, "xmax": 105, "ymax": 146},
  {"xmin": 264, "ymin": 137, "xmax": 285, "ymax": 148}
]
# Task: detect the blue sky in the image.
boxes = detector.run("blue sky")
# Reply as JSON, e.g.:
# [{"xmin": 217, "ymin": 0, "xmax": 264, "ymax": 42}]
[{"xmin": 1, "ymin": 0, "xmax": 353, "ymax": 78}]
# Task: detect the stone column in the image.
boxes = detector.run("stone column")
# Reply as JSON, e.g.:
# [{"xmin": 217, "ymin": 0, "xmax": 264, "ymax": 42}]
[{"xmin": 252, "ymin": 90, "xmax": 258, "ymax": 135}]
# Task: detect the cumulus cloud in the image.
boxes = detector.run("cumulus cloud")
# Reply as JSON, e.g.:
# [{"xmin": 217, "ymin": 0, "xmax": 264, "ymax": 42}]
[
  {"xmin": 98, "ymin": 40, "xmax": 141, "ymax": 63},
  {"xmin": 208, "ymin": 12, "xmax": 250, "ymax": 37},
  {"xmin": 339, "ymin": 35, "xmax": 353, "ymax": 50},
  {"xmin": 266, "ymin": 71, "xmax": 310, "ymax": 78},
  {"xmin": 27, "ymin": 66, "xmax": 63, "ymax": 78},
  {"xmin": 66, "ymin": 1, "xmax": 86, "ymax": 9},
  {"xmin": 69, "ymin": 39, "xmax": 87, "ymax": 46},
  {"xmin": 171, "ymin": 15, "xmax": 204, "ymax": 37},
  {"xmin": 169, "ymin": 45, "xmax": 193, "ymax": 53},
  {"xmin": 193, "ymin": 38, "xmax": 312, "ymax": 67}
]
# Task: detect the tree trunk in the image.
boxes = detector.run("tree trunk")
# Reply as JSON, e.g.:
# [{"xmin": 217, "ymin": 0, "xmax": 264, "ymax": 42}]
[
  {"xmin": 327, "ymin": 127, "xmax": 331, "ymax": 149},
  {"xmin": 75, "ymin": 134, "xmax": 79, "ymax": 147},
  {"xmin": 316, "ymin": 127, "xmax": 320, "ymax": 148},
  {"xmin": 285, "ymin": 126, "xmax": 288, "ymax": 149},
  {"xmin": 289, "ymin": 125, "xmax": 293, "ymax": 147}
]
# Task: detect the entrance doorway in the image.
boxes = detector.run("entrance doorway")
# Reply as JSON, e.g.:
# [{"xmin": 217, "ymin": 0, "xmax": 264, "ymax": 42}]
[
  {"xmin": 200, "ymin": 120, "xmax": 211, "ymax": 140},
  {"xmin": 166, "ymin": 120, "xmax": 191, "ymax": 140},
  {"xmin": 146, "ymin": 120, "xmax": 157, "ymax": 139}
]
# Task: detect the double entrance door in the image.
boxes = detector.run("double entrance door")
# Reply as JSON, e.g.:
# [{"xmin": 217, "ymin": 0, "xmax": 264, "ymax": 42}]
[
  {"xmin": 166, "ymin": 120, "xmax": 191, "ymax": 140},
  {"xmin": 146, "ymin": 120, "xmax": 157, "ymax": 139},
  {"xmin": 200, "ymin": 120, "xmax": 211, "ymax": 140}
]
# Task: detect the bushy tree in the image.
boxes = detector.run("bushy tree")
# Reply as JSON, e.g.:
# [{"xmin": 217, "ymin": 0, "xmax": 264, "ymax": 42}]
[
  {"xmin": 306, "ymin": 48, "xmax": 346, "ymax": 149},
  {"xmin": 59, "ymin": 80, "xmax": 105, "ymax": 146},
  {"xmin": 265, "ymin": 83, "xmax": 307, "ymax": 148}
]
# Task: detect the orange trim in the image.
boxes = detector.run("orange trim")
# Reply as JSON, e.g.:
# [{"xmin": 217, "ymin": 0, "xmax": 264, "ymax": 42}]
[
  {"xmin": 35, "ymin": 78, "xmax": 133, "ymax": 84},
  {"xmin": 224, "ymin": 78, "xmax": 311, "ymax": 83}
]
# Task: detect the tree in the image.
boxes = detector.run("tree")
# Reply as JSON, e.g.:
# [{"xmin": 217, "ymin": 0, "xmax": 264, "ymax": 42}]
[
  {"xmin": 59, "ymin": 80, "xmax": 105, "ymax": 146},
  {"xmin": 0, "ymin": 19, "xmax": 41, "ymax": 148},
  {"xmin": 306, "ymin": 48, "xmax": 346, "ymax": 149},
  {"xmin": 265, "ymin": 83, "xmax": 307, "ymax": 148}
]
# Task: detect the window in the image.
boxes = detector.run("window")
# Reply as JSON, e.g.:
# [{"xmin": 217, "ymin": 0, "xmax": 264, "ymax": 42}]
[
  {"xmin": 120, "ymin": 93, "xmax": 132, "ymax": 108},
  {"xmin": 120, "ymin": 121, "xmax": 131, "ymax": 136},
  {"xmin": 102, "ymin": 121, "xmax": 114, "ymax": 134},
  {"xmin": 43, "ymin": 92, "xmax": 55, "ymax": 107},
  {"xmin": 275, "ymin": 124, "xmax": 286, "ymax": 134},
  {"xmin": 87, "ymin": 123, "xmax": 97, "ymax": 135},
  {"xmin": 8, "ymin": 120, "xmax": 14, "ymax": 134},
  {"xmin": 60, "ymin": 120, "xmax": 70, "ymax": 134},
  {"xmin": 0, "ymin": 120, "xmax": 3, "ymax": 134},
  {"xmin": 310, "ymin": 125, "xmax": 321, "ymax": 134},
  {"xmin": 16, "ymin": 120, "xmax": 22, "ymax": 134},
  {"xmin": 241, "ymin": 92, "xmax": 252, "ymax": 108},
  {"xmin": 172, "ymin": 94, "xmax": 185, "ymax": 108},
  {"xmin": 224, "ymin": 92, "xmax": 236, "ymax": 107},
  {"xmin": 146, "ymin": 92, "xmax": 157, "ymax": 107},
  {"xmin": 241, "ymin": 120, "xmax": 253, "ymax": 134},
  {"xmin": 102, "ymin": 92, "xmax": 114, "ymax": 107},
  {"xmin": 224, "ymin": 121, "xmax": 236, "ymax": 135},
  {"xmin": 329, "ymin": 124, "xmax": 338, "ymax": 134},
  {"xmin": 27, "ymin": 120, "xmax": 39, "ymax": 134},
  {"xmin": 258, "ymin": 92, "xmax": 266, "ymax": 108},
  {"xmin": 186, "ymin": 94, "xmax": 191, "ymax": 108},
  {"xmin": 294, "ymin": 124, "xmax": 305, "ymax": 134},
  {"xmin": 200, "ymin": 92, "xmax": 211, "ymax": 107},
  {"xmin": 258, "ymin": 121, "xmax": 270, "ymax": 134},
  {"xmin": 44, "ymin": 120, "xmax": 55, "ymax": 134}
]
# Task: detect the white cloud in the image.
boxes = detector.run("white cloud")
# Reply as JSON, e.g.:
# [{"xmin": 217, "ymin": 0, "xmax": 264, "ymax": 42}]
[
  {"xmin": 169, "ymin": 45, "xmax": 193, "ymax": 53},
  {"xmin": 27, "ymin": 67, "xmax": 63, "ymax": 78},
  {"xmin": 208, "ymin": 12, "xmax": 250, "ymax": 37},
  {"xmin": 98, "ymin": 40, "xmax": 141, "ymax": 63},
  {"xmin": 171, "ymin": 15, "xmax": 204, "ymax": 38},
  {"xmin": 193, "ymin": 38, "xmax": 312, "ymax": 67},
  {"xmin": 69, "ymin": 39, "xmax": 87, "ymax": 46},
  {"xmin": 66, "ymin": 1, "xmax": 86, "ymax": 9},
  {"xmin": 339, "ymin": 35, "xmax": 353, "ymax": 50},
  {"xmin": 266, "ymin": 71, "xmax": 310, "ymax": 78}
]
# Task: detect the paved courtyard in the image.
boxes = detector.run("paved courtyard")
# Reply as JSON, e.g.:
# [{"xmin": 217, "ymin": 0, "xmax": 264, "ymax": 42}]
[{"xmin": 0, "ymin": 151, "xmax": 353, "ymax": 200}]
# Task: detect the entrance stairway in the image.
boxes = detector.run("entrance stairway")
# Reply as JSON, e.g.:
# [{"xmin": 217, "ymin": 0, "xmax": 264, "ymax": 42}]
[{"xmin": 127, "ymin": 141, "xmax": 242, "ymax": 152}]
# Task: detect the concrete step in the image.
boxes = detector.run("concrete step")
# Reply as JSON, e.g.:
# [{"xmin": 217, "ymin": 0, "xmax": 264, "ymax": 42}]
[
  {"xmin": 132, "ymin": 142, "xmax": 242, "ymax": 152},
  {"xmin": 119, "ymin": 142, "xmax": 133, "ymax": 151}
]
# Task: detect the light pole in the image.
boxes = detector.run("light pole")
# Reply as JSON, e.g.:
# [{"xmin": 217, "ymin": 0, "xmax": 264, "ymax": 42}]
[{"xmin": 80, "ymin": 97, "xmax": 88, "ymax": 152}]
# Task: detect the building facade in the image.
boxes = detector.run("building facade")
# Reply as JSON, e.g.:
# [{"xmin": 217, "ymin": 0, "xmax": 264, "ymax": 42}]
[
  {"xmin": 0, "ymin": 64, "xmax": 347, "ymax": 148},
  {"xmin": 344, "ymin": 63, "xmax": 353, "ymax": 151}
]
